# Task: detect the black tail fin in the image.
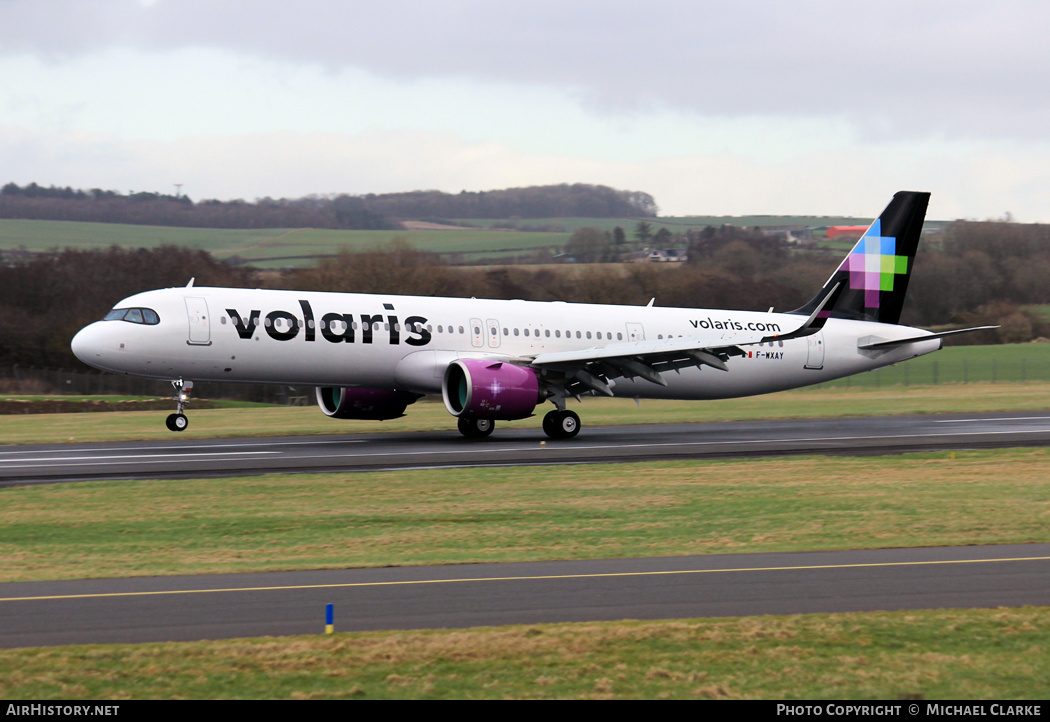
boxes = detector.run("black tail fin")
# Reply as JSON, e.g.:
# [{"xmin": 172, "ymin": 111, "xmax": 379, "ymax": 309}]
[{"xmin": 792, "ymin": 191, "xmax": 930, "ymax": 325}]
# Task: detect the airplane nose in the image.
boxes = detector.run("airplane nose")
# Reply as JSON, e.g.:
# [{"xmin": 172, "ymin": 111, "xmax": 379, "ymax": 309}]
[{"xmin": 71, "ymin": 323, "xmax": 106, "ymax": 366}]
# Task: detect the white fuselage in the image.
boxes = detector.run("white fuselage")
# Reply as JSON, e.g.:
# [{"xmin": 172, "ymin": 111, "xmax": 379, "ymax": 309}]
[{"xmin": 71, "ymin": 286, "xmax": 941, "ymax": 399}]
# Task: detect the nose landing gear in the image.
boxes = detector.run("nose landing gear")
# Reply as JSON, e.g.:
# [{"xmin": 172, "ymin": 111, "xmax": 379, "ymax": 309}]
[{"xmin": 165, "ymin": 379, "xmax": 193, "ymax": 432}]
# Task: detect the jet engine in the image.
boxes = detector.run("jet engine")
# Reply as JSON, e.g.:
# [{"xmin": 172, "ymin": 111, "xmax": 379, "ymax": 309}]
[
  {"xmin": 441, "ymin": 359, "xmax": 542, "ymax": 420},
  {"xmin": 315, "ymin": 387, "xmax": 420, "ymax": 420}
]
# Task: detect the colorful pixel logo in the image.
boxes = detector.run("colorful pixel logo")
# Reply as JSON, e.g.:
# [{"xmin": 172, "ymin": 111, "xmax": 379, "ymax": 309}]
[{"xmin": 841, "ymin": 219, "xmax": 909, "ymax": 309}]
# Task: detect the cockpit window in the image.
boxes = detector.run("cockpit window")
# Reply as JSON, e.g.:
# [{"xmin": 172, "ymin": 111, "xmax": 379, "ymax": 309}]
[{"xmin": 104, "ymin": 307, "xmax": 160, "ymax": 325}]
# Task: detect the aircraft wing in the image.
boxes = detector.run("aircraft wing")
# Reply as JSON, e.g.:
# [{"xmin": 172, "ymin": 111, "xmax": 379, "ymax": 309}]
[
  {"xmin": 521, "ymin": 282, "xmax": 841, "ymax": 396},
  {"xmin": 527, "ymin": 330, "xmax": 770, "ymax": 397}
]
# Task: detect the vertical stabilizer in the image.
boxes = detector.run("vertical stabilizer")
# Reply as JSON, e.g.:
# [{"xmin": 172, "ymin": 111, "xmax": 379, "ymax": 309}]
[{"xmin": 792, "ymin": 191, "xmax": 930, "ymax": 325}]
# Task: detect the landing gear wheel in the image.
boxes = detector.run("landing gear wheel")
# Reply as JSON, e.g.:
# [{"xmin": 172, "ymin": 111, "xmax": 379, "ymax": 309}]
[
  {"xmin": 458, "ymin": 417, "xmax": 494, "ymax": 438},
  {"xmin": 543, "ymin": 409, "xmax": 580, "ymax": 439},
  {"xmin": 166, "ymin": 413, "xmax": 189, "ymax": 432},
  {"xmin": 542, "ymin": 410, "xmax": 558, "ymax": 438}
]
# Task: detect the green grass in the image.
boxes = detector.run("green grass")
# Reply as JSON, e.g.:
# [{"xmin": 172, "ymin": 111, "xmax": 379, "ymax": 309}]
[
  {"xmin": 0, "ymin": 219, "xmax": 288, "ymax": 253},
  {"xmin": 213, "ymin": 228, "xmax": 568, "ymax": 266},
  {"xmin": 1023, "ymin": 304, "xmax": 1050, "ymax": 323},
  {"xmin": 2, "ymin": 449, "xmax": 1048, "ymax": 583},
  {"xmin": 0, "ymin": 219, "xmax": 569, "ymax": 268},
  {"xmin": 0, "ymin": 606, "xmax": 1046, "ymax": 699}
]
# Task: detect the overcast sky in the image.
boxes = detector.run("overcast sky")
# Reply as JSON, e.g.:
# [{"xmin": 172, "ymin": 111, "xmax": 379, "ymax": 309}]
[{"xmin": 3, "ymin": 0, "xmax": 1050, "ymax": 219}]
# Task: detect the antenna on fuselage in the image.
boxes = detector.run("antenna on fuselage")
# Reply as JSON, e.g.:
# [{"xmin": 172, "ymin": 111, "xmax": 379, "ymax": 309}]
[{"xmin": 186, "ymin": 278, "xmax": 195, "ymax": 288}]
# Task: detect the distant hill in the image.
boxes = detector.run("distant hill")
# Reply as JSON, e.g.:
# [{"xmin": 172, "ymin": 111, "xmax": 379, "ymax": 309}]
[
  {"xmin": 0, "ymin": 182, "xmax": 656, "ymax": 230},
  {"xmin": 358, "ymin": 184, "xmax": 658, "ymax": 220}
]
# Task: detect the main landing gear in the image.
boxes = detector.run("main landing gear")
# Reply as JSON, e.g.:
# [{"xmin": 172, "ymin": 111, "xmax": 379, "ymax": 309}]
[
  {"xmin": 458, "ymin": 417, "xmax": 494, "ymax": 438},
  {"xmin": 542, "ymin": 409, "xmax": 581, "ymax": 440},
  {"xmin": 454, "ymin": 406, "xmax": 582, "ymax": 441},
  {"xmin": 165, "ymin": 379, "xmax": 193, "ymax": 432}
]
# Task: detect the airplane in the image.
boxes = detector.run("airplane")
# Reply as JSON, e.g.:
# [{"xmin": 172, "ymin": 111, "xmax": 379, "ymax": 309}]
[{"xmin": 71, "ymin": 191, "xmax": 994, "ymax": 439}]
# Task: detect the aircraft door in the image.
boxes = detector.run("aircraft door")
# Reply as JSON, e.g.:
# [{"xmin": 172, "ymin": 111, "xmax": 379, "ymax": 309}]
[
  {"xmin": 486, "ymin": 319, "xmax": 501, "ymax": 349},
  {"xmin": 626, "ymin": 322, "xmax": 645, "ymax": 342},
  {"xmin": 470, "ymin": 318, "xmax": 484, "ymax": 348},
  {"xmin": 804, "ymin": 331, "xmax": 825, "ymax": 370},
  {"xmin": 185, "ymin": 297, "xmax": 211, "ymax": 346}
]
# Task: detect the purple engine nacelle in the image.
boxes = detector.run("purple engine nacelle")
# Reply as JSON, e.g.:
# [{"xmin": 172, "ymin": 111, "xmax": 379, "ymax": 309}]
[
  {"xmin": 442, "ymin": 359, "xmax": 542, "ymax": 420},
  {"xmin": 316, "ymin": 387, "xmax": 420, "ymax": 420}
]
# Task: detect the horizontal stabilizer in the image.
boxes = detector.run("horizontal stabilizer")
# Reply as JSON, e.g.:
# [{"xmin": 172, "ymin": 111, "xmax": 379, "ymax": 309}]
[{"xmin": 857, "ymin": 326, "xmax": 999, "ymax": 350}]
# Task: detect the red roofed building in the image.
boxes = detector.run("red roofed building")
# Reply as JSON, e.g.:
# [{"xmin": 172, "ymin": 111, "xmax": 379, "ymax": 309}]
[{"xmin": 826, "ymin": 225, "xmax": 869, "ymax": 238}]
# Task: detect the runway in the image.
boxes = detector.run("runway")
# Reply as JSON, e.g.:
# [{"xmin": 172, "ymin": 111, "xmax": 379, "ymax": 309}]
[
  {"xmin": 2, "ymin": 544, "xmax": 1048, "ymax": 648},
  {"xmin": 2, "ymin": 410, "xmax": 1050, "ymax": 485}
]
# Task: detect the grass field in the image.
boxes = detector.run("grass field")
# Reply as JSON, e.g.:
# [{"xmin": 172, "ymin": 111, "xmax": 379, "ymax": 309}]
[
  {"xmin": 1, "ymin": 607, "xmax": 1046, "ymax": 699},
  {"xmin": 3, "ymin": 448, "xmax": 1048, "ymax": 582},
  {"xmin": 0, "ymin": 219, "xmax": 569, "ymax": 267}
]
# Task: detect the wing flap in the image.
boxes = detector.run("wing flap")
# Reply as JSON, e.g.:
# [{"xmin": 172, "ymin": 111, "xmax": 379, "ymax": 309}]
[{"xmin": 530, "ymin": 331, "xmax": 768, "ymax": 368}]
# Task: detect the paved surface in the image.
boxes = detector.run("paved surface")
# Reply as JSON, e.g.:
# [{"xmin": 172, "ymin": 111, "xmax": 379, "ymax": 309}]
[
  {"xmin": 2, "ymin": 544, "xmax": 1048, "ymax": 648},
  {"xmin": 3, "ymin": 411, "xmax": 1050, "ymax": 485}
]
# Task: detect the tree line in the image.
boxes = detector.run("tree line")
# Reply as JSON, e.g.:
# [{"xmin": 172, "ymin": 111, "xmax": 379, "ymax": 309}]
[
  {"xmin": 0, "ymin": 182, "xmax": 656, "ymax": 230},
  {"xmin": 356, "ymin": 184, "xmax": 657, "ymax": 220}
]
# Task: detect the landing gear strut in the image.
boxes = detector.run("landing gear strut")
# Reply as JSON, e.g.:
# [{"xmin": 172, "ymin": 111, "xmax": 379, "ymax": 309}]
[
  {"xmin": 165, "ymin": 379, "xmax": 192, "ymax": 432},
  {"xmin": 542, "ymin": 409, "xmax": 580, "ymax": 439},
  {"xmin": 457, "ymin": 417, "xmax": 495, "ymax": 438}
]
